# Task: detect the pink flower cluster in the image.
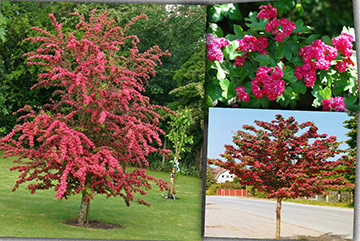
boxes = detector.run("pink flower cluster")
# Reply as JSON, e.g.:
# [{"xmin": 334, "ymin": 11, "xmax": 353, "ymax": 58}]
[
  {"xmin": 257, "ymin": 4, "xmax": 277, "ymax": 20},
  {"xmin": 265, "ymin": 18, "xmax": 296, "ymax": 42},
  {"xmin": 332, "ymin": 32, "xmax": 355, "ymax": 73},
  {"xmin": 234, "ymin": 35, "xmax": 268, "ymax": 67},
  {"xmin": 332, "ymin": 32, "xmax": 355, "ymax": 57},
  {"xmin": 236, "ymin": 86, "xmax": 250, "ymax": 102},
  {"xmin": 321, "ymin": 97, "xmax": 346, "ymax": 112},
  {"xmin": 252, "ymin": 66, "xmax": 284, "ymax": 100},
  {"xmin": 295, "ymin": 40, "xmax": 337, "ymax": 87},
  {"xmin": 257, "ymin": 4, "xmax": 296, "ymax": 42},
  {"xmin": 206, "ymin": 34, "xmax": 229, "ymax": 61},
  {"xmin": 335, "ymin": 57, "xmax": 354, "ymax": 73}
]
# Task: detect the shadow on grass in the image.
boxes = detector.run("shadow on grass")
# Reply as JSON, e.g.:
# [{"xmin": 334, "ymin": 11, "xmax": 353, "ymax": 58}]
[{"xmin": 283, "ymin": 232, "xmax": 352, "ymax": 241}]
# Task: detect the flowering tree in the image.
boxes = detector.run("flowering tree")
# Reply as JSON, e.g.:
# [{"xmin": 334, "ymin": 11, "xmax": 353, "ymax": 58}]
[
  {"xmin": 206, "ymin": 3, "xmax": 358, "ymax": 111},
  {"xmin": 208, "ymin": 114, "xmax": 354, "ymax": 239},
  {"xmin": 0, "ymin": 10, "xmax": 171, "ymax": 226}
]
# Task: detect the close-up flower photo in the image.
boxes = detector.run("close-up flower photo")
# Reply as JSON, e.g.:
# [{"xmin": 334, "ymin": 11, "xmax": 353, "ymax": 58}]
[{"xmin": 205, "ymin": 0, "xmax": 358, "ymax": 112}]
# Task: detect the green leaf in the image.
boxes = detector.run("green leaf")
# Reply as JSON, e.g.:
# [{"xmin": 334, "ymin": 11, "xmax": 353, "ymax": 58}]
[
  {"xmin": 284, "ymin": 44, "xmax": 292, "ymax": 61},
  {"xmin": 0, "ymin": 27, "xmax": 7, "ymax": 43},
  {"xmin": 345, "ymin": 73, "xmax": 358, "ymax": 94},
  {"xmin": 205, "ymin": 95, "xmax": 213, "ymax": 107},
  {"xmin": 345, "ymin": 104, "xmax": 360, "ymax": 112},
  {"xmin": 318, "ymin": 87, "xmax": 332, "ymax": 100},
  {"xmin": 219, "ymin": 78, "xmax": 230, "ymax": 92},
  {"xmin": 253, "ymin": 55, "xmax": 275, "ymax": 66},
  {"xmin": 293, "ymin": 19, "xmax": 311, "ymax": 33},
  {"xmin": 206, "ymin": 84, "xmax": 223, "ymax": 103},
  {"xmin": 223, "ymin": 40, "xmax": 240, "ymax": 60},
  {"xmin": 233, "ymin": 25, "xmax": 245, "ymax": 39},
  {"xmin": 292, "ymin": 80, "xmax": 307, "ymax": 95},
  {"xmin": 227, "ymin": 80, "xmax": 238, "ymax": 99},
  {"xmin": 207, "ymin": 6, "xmax": 223, "ymax": 23},
  {"xmin": 305, "ymin": 34, "xmax": 320, "ymax": 44},
  {"xmin": 258, "ymin": 97, "xmax": 270, "ymax": 108},
  {"xmin": 344, "ymin": 95, "xmax": 358, "ymax": 107},
  {"xmin": 207, "ymin": 23, "xmax": 223, "ymax": 37},
  {"xmin": 221, "ymin": 4, "xmax": 242, "ymax": 21},
  {"xmin": 214, "ymin": 61, "xmax": 229, "ymax": 79},
  {"xmin": 245, "ymin": 12, "xmax": 267, "ymax": 31},
  {"xmin": 275, "ymin": 41, "xmax": 286, "ymax": 59},
  {"xmin": 311, "ymin": 85, "xmax": 324, "ymax": 107},
  {"xmin": 225, "ymin": 34, "xmax": 239, "ymax": 41},
  {"xmin": 321, "ymin": 35, "xmax": 332, "ymax": 46},
  {"xmin": 273, "ymin": 0, "xmax": 296, "ymax": 12},
  {"xmin": 239, "ymin": 62, "xmax": 253, "ymax": 81},
  {"xmin": 283, "ymin": 66, "xmax": 298, "ymax": 84}
]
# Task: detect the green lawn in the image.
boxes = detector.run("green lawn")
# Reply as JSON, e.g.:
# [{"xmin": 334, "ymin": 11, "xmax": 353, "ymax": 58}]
[{"xmin": 0, "ymin": 151, "xmax": 203, "ymax": 240}]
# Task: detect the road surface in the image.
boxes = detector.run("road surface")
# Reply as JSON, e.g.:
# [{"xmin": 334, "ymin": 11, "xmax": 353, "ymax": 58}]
[{"xmin": 205, "ymin": 196, "xmax": 353, "ymax": 240}]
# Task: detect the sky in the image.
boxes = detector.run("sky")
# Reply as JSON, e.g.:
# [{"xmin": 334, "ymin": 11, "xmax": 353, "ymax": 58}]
[{"xmin": 207, "ymin": 108, "xmax": 353, "ymax": 162}]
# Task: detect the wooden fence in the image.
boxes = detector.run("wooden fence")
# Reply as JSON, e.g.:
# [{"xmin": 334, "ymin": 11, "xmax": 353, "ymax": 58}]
[{"xmin": 217, "ymin": 189, "xmax": 248, "ymax": 197}]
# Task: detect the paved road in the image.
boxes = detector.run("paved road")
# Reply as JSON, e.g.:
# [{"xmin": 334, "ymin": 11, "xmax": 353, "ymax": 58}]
[{"xmin": 205, "ymin": 196, "xmax": 354, "ymax": 240}]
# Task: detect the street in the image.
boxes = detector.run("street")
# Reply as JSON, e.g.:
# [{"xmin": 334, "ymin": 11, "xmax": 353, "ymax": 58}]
[{"xmin": 204, "ymin": 196, "xmax": 354, "ymax": 240}]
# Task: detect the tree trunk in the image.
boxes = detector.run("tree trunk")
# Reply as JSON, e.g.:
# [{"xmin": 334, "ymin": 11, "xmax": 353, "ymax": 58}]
[
  {"xmin": 169, "ymin": 166, "xmax": 176, "ymax": 199},
  {"xmin": 85, "ymin": 199, "xmax": 91, "ymax": 226},
  {"xmin": 276, "ymin": 198, "xmax": 282, "ymax": 239},
  {"xmin": 78, "ymin": 192, "xmax": 86, "ymax": 226}
]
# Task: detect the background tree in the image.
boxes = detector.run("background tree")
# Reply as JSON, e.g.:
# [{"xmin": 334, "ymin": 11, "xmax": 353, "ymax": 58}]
[
  {"xmin": 166, "ymin": 108, "xmax": 193, "ymax": 198},
  {"xmin": 208, "ymin": 114, "xmax": 354, "ymax": 239},
  {"xmin": 0, "ymin": 10, "xmax": 171, "ymax": 226},
  {"xmin": 342, "ymin": 112, "xmax": 357, "ymax": 189},
  {"xmin": 206, "ymin": 166, "xmax": 217, "ymax": 189},
  {"xmin": 168, "ymin": 51, "xmax": 206, "ymax": 173}
]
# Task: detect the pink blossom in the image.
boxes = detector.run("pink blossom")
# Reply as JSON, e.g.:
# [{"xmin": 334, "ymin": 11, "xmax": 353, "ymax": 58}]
[
  {"xmin": 206, "ymin": 34, "xmax": 228, "ymax": 61},
  {"xmin": 265, "ymin": 18, "xmax": 296, "ymax": 42},
  {"xmin": 236, "ymin": 86, "xmax": 250, "ymax": 102},
  {"xmin": 257, "ymin": 4, "xmax": 277, "ymax": 20},
  {"xmin": 322, "ymin": 97, "xmax": 346, "ymax": 112},
  {"xmin": 332, "ymin": 32, "xmax": 355, "ymax": 57},
  {"xmin": 234, "ymin": 55, "xmax": 246, "ymax": 67},
  {"xmin": 252, "ymin": 66, "xmax": 284, "ymax": 100}
]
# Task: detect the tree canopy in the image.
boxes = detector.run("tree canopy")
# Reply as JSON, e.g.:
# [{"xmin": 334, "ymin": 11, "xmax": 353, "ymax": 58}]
[{"xmin": 1, "ymin": 2, "xmax": 206, "ymax": 174}]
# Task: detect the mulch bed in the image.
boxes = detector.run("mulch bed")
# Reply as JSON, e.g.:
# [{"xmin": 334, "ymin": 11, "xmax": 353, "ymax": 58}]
[{"xmin": 63, "ymin": 219, "xmax": 123, "ymax": 229}]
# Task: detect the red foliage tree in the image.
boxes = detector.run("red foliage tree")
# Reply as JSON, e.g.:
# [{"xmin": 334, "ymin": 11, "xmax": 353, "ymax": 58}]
[
  {"xmin": 208, "ymin": 114, "xmax": 354, "ymax": 239},
  {"xmin": 0, "ymin": 10, "xmax": 171, "ymax": 226}
]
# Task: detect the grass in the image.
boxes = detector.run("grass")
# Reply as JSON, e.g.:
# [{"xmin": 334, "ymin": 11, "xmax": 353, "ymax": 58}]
[
  {"xmin": 0, "ymin": 151, "xmax": 203, "ymax": 240},
  {"xmin": 283, "ymin": 198, "xmax": 354, "ymax": 209}
]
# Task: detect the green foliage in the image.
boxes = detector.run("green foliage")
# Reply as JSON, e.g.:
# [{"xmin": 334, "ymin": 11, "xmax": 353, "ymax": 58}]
[
  {"xmin": 341, "ymin": 113, "xmax": 357, "ymax": 189},
  {"xmin": 0, "ymin": 1, "xmax": 77, "ymax": 136},
  {"xmin": 343, "ymin": 112, "xmax": 357, "ymax": 150}
]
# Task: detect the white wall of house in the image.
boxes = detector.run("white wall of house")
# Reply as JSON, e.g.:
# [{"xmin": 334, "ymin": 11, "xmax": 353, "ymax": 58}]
[{"xmin": 216, "ymin": 170, "xmax": 235, "ymax": 183}]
